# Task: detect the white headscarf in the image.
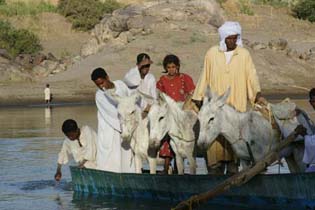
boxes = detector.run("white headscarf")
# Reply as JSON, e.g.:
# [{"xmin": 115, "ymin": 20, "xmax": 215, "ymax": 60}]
[{"xmin": 218, "ymin": 21, "xmax": 243, "ymax": 52}]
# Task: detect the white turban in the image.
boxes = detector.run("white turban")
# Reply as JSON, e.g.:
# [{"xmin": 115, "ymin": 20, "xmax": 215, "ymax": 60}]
[{"xmin": 218, "ymin": 21, "xmax": 243, "ymax": 52}]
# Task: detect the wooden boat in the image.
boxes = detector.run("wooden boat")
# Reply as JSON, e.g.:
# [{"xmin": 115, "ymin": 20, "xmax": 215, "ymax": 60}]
[{"xmin": 70, "ymin": 166, "xmax": 315, "ymax": 209}]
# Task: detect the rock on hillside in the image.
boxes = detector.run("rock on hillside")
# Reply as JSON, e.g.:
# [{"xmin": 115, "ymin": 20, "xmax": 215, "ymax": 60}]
[
  {"xmin": 44, "ymin": 1, "xmax": 315, "ymax": 102},
  {"xmin": 81, "ymin": 0, "xmax": 225, "ymax": 56}
]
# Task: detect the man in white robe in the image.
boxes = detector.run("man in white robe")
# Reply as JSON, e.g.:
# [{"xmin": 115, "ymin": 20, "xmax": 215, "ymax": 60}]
[
  {"xmin": 54, "ymin": 119, "xmax": 97, "ymax": 181},
  {"xmin": 91, "ymin": 67, "xmax": 135, "ymax": 173},
  {"xmin": 123, "ymin": 53, "xmax": 157, "ymax": 116}
]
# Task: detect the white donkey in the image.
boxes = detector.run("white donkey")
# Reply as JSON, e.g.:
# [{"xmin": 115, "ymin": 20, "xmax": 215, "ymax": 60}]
[
  {"xmin": 148, "ymin": 93, "xmax": 200, "ymax": 174},
  {"xmin": 197, "ymin": 87, "xmax": 306, "ymax": 171},
  {"xmin": 116, "ymin": 93, "xmax": 159, "ymax": 174}
]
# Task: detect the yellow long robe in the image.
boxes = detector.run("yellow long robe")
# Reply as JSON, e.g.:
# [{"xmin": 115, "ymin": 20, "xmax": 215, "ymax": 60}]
[
  {"xmin": 193, "ymin": 46, "xmax": 261, "ymax": 112},
  {"xmin": 193, "ymin": 46, "xmax": 261, "ymax": 165}
]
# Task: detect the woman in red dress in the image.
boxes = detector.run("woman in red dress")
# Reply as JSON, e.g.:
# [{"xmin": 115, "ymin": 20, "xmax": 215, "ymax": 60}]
[{"xmin": 156, "ymin": 54, "xmax": 195, "ymax": 174}]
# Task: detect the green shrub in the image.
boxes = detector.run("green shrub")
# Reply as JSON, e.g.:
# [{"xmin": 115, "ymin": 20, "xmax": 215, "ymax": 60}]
[
  {"xmin": 190, "ymin": 32, "xmax": 206, "ymax": 43},
  {"xmin": 0, "ymin": 20, "xmax": 42, "ymax": 57},
  {"xmin": 292, "ymin": 0, "xmax": 315, "ymax": 22},
  {"xmin": 252, "ymin": 0, "xmax": 288, "ymax": 7},
  {"xmin": 0, "ymin": 0, "xmax": 6, "ymax": 6},
  {"xmin": 0, "ymin": 1, "xmax": 56, "ymax": 16},
  {"xmin": 240, "ymin": 0, "xmax": 255, "ymax": 15},
  {"xmin": 58, "ymin": 0, "xmax": 122, "ymax": 31}
]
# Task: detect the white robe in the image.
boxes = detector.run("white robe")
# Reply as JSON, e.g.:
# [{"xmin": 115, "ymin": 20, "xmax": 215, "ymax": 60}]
[
  {"xmin": 123, "ymin": 67, "xmax": 157, "ymax": 109},
  {"xmin": 303, "ymin": 135, "xmax": 315, "ymax": 165},
  {"xmin": 58, "ymin": 125, "xmax": 97, "ymax": 169},
  {"xmin": 95, "ymin": 80, "xmax": 135, "ymax": 173},
  {"xmin": 44, "ymin": 87, "xmax": 50, "ymax": 100}
]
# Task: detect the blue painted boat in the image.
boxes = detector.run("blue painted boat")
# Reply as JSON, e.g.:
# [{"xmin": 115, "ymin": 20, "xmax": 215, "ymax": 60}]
[{"xmin": 70, "ymin": 166, "xmax": 315, "ymax": 209}]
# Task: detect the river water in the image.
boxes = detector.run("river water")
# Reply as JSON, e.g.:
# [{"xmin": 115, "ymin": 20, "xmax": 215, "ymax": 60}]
[{"xmin": 0, "ymin": 100, "xmax": 314, "ymax": 210}]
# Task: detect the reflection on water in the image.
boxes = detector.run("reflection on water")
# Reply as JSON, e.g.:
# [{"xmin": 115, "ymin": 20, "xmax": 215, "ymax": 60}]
[
  {"xmin": 0, "ymin": 100, "xmax": 314, "ymax": 210},
  {"xmin": 19, "ymin": 180, "xmax": 71, "ymax": 192},
  {"xmin": 0, "ymin": 105, "xmax": 97, "ymax": 138},
  {"xmin": 45, "ymin": 107, "xmax": 52, "ymax": 126}
]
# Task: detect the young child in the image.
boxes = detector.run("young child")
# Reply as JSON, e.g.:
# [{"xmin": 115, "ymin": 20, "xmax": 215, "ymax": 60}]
[
  {"xmin": 156, "ymin": 54, "xmax": 195, "ymax": 174},
  {"xmin": 44, "ymin": 84, "xmax": 51, "ymax": 105},
  {"xmin": 54, "ymin": 119, "xmax": 97, "ymax": 181}
]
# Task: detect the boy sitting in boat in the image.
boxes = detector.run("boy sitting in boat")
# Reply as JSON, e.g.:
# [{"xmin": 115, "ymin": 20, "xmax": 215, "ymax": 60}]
[
  {"xmin": 300, "ymin": 88, "xmax": 315, "ymax": 172},
  {"xmin": 54, "ymin": 119, "xmax": 97, "ymax": 181}
]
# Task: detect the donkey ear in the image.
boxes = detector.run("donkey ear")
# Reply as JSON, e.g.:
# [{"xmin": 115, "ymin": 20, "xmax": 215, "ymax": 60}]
[
  {"xmin": 162, "ymin": 93, "xmax": 180, "ymax": 111},
  {"xmin": 104, "ymin": 91, "xmax": 121, "ymax": 106},
  {"xmin": 137, "ymin": 90, "xmax": 154, "ymax": 99},
  {"xmin": 162, "ymin": 93, "xmax": 185, "ymax": 121},
  {"xmin": 217, "ymin": 87, "xmax": 231, "ymax": 107},
  {"xmin": 204, "ymin": 86, "xmax": 212, "ymax": 103},
  {"xmin": 131, "ymin": 92, "xmax": 141, "ymax": 105},
  {"xmin": 156, "ymin": 90, "xmax": 166, "ymax": 105}
]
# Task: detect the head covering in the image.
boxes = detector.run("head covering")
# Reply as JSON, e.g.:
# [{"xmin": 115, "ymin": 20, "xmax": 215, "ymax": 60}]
[
  {"xmin": 137, "ymin": 53, "xmax": 153, "ymax": 66},
  {"xmin": 218, "ymin": 21, "xmax": 243, "ymax": 52}
]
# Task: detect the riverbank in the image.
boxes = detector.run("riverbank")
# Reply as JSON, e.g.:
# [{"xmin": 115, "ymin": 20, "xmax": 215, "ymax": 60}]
[
  {"xmin": 0, "ymin": 1, "xmax": 314, "ymax": 107},
  {"xmin": 0, "ymin": 89, "xmax": 310, "ymax": 107}
]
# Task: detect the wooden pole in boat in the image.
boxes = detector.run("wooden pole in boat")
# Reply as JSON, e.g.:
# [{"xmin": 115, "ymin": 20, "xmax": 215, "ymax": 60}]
[{"xmin": 171, "ymin": 126, "xmax": 306, "ymax": 210}]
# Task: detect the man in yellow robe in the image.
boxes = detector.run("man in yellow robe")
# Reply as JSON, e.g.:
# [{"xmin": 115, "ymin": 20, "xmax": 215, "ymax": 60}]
[{"xmin": 193, "ymin": 21, "xmax": 265, "ymax": 174}]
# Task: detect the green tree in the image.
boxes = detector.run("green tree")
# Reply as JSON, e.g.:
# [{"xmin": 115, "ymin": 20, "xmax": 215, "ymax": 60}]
[
  {"xmin": 0, "ymin": 21, "xmax": 42, "ymax": 57},
  {"xmin": 58, "ymin": 0, "xmax": 121, "ymax": 31},
  {"xmin": 293, "ymin": 0, "xmax": 315, "ymax": 22}
]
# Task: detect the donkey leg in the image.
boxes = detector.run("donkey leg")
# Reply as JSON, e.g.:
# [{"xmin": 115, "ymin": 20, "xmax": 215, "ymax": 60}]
[
  {"xmin": 148, "ymin": 157, "xmax": 157, "ymax": 174},
  {"xmin": 135, "ymin": 155, "xmax": 142, "ymax": 174},
  {"xmin": 175, "ymin": 155, "xmax": 184, "ymax": 175},
  {"xmin": 187, "ymin": 155, "xmax": 196, "ymax": 175}
]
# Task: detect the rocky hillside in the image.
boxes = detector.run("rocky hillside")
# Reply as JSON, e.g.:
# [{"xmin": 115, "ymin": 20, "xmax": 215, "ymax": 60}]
[{"xmin": 0, "ymin": 0, "xmax": 314, "ymax": 105}]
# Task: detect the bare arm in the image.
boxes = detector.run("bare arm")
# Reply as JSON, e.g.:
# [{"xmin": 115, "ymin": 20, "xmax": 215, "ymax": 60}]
[
  {"xmin": 254, "ymin": 92, "xmax": 267, "ymax": 105},
  {"xmin": 54, "ymin": 164, "xmax": 62, "ymax": 181}
]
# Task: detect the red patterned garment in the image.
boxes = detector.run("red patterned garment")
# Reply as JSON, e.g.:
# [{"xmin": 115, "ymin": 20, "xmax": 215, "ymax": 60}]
[
  {"xmin": 159, "ymin": 138, "xmax": 174, "ymax": 158},
  {"xmin": 156, "ymin": 73, "xmax": 195, "ymax": 102},
  {"xmin": 157, "ymin": 73, "xmax": 195, "ymax": 158}
]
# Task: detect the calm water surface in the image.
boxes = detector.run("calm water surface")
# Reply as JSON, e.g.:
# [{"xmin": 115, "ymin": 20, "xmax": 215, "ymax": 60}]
[{"xmin": 0, "ymin": 100, "xmax": 314, "ymax": 210}]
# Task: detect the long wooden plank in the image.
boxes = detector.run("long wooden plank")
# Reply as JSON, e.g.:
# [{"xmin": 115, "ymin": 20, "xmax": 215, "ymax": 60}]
[{"xmin": 171, "ymin": 127, "xmax": 304, "ymax": 210}]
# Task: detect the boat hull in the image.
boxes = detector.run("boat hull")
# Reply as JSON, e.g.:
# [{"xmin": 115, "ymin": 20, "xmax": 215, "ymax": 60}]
[{"xmin": 70, "ymin": 166, "xmax": 315, "ymax": 209}]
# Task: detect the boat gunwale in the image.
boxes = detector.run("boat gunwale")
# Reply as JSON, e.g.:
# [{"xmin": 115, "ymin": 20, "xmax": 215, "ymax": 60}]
[{"xmin": 69, "ymin": 166, "xmax": 315, "ymax": 177}]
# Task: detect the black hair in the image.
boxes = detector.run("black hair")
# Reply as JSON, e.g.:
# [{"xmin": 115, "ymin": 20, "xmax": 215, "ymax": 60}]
[
  {"xmin": 163, "ymin": 54, "xmax": 180, "ymax": 72},
  {"xmin": 46, "ymin": 84, "xmax": 49, "ymax": 87},
  {"xmin": 136, "ymin": 53, "xmax": 151, "ymax": 64},
  {"xmin": 62, "ymin": 119, "xmax": 78, "ymax": 134},
  {"xmin": 310, "ymin": 88, "xmax": 315, "ymax": 99},
  {"xmin": 91, "ymin": 67, "xmax": 108, "ymax": 81}
]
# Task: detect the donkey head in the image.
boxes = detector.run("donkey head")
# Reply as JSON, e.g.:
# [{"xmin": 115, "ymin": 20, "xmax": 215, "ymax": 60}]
[
  {"xmin": 162, "ymin": 93, "xmax": 198, "ymax": 142},
  {"xmin": 116, "ymin": 93, "xmax": 141, "ymax": 142},
  {"xmin": 197, "ymin": 87, "xmax": 231, "ymax": 149},
  {"xmin": 147, "ymin": 97, "xmax": 169, "ymax": 148}
]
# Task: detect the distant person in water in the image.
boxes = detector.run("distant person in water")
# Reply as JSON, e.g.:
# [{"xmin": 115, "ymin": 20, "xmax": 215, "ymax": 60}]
[
  {"xmin": 44, "ymin": 84, "xmax": 51, "ymax": 105},
  {"xmin": 54, "ymin": 119, "xmax": 97, "ymax": 181}
]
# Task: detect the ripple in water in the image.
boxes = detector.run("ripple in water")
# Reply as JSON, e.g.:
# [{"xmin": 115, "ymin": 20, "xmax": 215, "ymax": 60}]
[{"xmin": 17, "ymin": 180, "xmax": 72, "ymax": 191}]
